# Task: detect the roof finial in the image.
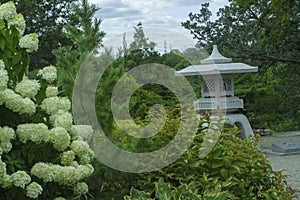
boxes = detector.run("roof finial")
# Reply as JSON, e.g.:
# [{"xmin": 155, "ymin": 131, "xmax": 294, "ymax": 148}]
[{"xmin": 201, "ymin": 45, "xmax": 232, "ymax": 64}]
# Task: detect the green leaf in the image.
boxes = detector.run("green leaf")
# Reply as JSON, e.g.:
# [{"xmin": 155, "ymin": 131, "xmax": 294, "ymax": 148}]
[
  {"xmin": 12, "ymin": 52, "xmax": 22, "ymax": 65},
  {"xmin": 203, "ymin": 191, "xmax": 230, "ymax": 200},
  {"xmin": 172, "ymin": 182, "xmax": 201, "ymax": 200},
  {"xmin": 0, "ymin": 37, "xmax": 5, "ymax": 51},
  {"xmin": 155, "ymin": 178, "xmax": 172, "ymax": 200},
  {"xmin": 220, "ymin": 169, "xmax": 228, "ymax": 179},
  {"xmin": 125, "ymin": 188, "xmax": 152, "ymax": 200}
]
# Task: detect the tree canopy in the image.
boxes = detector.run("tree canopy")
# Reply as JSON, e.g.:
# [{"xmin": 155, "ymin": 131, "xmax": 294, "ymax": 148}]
[
  {"xmin": 182, "ymin": 0, "xmax": 300, "ymax": 65},
  {"xmin": 53, "ymin": 0, "xmax": 105, "ymax": 99}
]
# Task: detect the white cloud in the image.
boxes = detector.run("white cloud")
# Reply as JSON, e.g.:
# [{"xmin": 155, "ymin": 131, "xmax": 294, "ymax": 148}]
[
  {"xmin": 98, "ymin": 7, "xmax": 142, "ymax": 19},
  {"xmin": 210, "ymin": 0, "xmax": 229, "ymax": 16},
  {"xmin": 88, "ymin": 0, "xmax": 229, "ymax": 50}
]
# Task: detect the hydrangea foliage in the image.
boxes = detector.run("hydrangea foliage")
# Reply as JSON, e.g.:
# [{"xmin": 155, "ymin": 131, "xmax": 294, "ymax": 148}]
[{"xmin": 0, "ymin": 2, "xmax": 95, "ymax": 199}]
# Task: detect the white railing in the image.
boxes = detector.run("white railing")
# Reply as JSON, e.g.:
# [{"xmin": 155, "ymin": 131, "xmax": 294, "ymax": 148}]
[{"xmin": 194, "ymin": 97, "xmax": 243, "ymax": 112}]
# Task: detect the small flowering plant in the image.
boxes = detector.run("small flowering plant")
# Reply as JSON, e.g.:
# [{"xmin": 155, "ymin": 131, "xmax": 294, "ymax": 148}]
[{"xmin": 0, "ymin": 2, "xmax": 95, "ymax": 199}]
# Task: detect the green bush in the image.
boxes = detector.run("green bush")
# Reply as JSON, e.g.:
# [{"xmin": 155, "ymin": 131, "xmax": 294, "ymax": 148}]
[
  {"xmin": 125, "ymin": 128, "xmax": 296, "ymax": 199},
  {"xmin": 93, "ymin": 105, "xmax": 296, "ymax": 199}
]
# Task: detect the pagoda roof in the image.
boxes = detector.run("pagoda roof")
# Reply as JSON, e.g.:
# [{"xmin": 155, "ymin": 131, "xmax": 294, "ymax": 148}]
[{"xmin": 175, "ymin": 45, "xmax": 258, "ymax": 76}]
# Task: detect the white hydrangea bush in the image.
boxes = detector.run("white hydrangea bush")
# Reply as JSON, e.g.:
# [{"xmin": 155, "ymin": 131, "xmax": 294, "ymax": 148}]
[
  {"xmin": 0, "ymin": 2, "xmax": 96, "ymax": 199},
  {"xmin": 0, "ymin": 59, "xmax": 96, "ymax": 198}
]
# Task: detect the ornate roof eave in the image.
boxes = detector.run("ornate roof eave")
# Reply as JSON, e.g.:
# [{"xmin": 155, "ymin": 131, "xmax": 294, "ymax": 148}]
[
  {"xmin": 175, "ymin": 45, "xmax": 258, "ymax": 76},
  {"xmin": 175, "ymin": 63, "xmax": 258, "ymax": 76}
]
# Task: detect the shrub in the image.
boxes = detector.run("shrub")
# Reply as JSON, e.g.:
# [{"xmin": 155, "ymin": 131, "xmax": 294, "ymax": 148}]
[
  {"xmin": 125, "ymin": 128, "xmax": 296, "ymax": 199},
  {"xmin": 0, "ymin": 2, "xmax": 95, "ymax": 199},
  {"xmin": 93, "ymin": 105, "xmax": 296, "ymax": 199}
]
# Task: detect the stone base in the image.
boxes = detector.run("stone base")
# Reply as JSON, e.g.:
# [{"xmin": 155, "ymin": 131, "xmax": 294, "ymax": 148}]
[
  {"xmin": 200, "ymin": 113, "xmax": 255, "ymax": 140},
  {"xmin": 272, "ymin": 141, "xmax": 300, "ymax": 154},
  {"xmin": 225, "ymin": 114, "xmax": 254, "ymax": 139}
]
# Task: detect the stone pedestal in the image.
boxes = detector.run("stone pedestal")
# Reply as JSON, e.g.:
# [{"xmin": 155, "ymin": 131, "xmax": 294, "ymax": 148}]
[{"xmin": 225, "ymin": 114, "xmax": 254, "ymax": 139}]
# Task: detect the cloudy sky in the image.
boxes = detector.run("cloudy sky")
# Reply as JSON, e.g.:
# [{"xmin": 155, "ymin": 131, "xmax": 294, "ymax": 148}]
[{"xmin": 88, "ymin": 0, "xmax": 228, "ymax": 52}]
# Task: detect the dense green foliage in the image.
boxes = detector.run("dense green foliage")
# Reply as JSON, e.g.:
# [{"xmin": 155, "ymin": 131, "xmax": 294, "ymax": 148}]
[
  {"xmin": 182, "ymin": 0, "xmax": 300, "ymax": 131},
  {"xmin": 92, "ymin": 108, "xmax": 296, "ymax": 199},
  {"xmin": 131, "ymin": 129, "xmax": 295, "ymax": 199}
]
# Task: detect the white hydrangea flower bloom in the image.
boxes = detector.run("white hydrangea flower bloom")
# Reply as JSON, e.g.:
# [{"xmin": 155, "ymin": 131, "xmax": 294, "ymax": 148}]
[
  {"xmin": 31, "ymin": 162, "xmax": 94, "ymax": 186},
  {"xmin": 9, "ymin": 13, "xmax": 26, "ymax": 35},
  {"xmin": 61, "ymin": 150, "xmax": 75, "ymax": 166},
  {"xmin": 15, "ymin": 77, "xmax": 40, "ymax": 98},
  {"xmin": 0, "ymin": 60, "xmax": 7, "ymax": 93},
  {"xmin": 37, "ymin": 65, "xmax": 57, "ymax": 83},
  {"xmin": 0, "ymin": 91, "xmax": 5, "ymax": 105},
  {"xmin": 45, "ymin": 86, "xmax": 58, "ymax": 97},
  {"xmin": 3, "ymin": 89, "xmax": 20, "ymax": 107},
  {"xmin": 78, "ymin": 154, "xmax": 91, "ymax": 165},
  {"xmin": 0, "ymin": 69, "xmax": 8, "ymax": 91},
  {"xmin": 30, "ymin": 162, "xmax": 54, "ymax": 183},
  {"xmin": 0, "ymin": 1, "xmax": 17, "ymax": 24},
  {"xmin": 0, "ymin": 142, "xmax": 12, "ymax": 154},
  {"xmin": 0, "ymin": 174, "xmax": 12, "ymax": 188},
  {"xmin": 40, "ymin": 97, "xmax": 60, "ymax": 115},
  {"xmin": 26, "ymin": 182, "xmax": 43, "ymax": 199},
  {"xmin": 50, "ymin": 110, "xmax": 73, "ymax": 131},
  {"xmin": 70, "ymin": 140, "xmax": 94, "ymax": 164},
  {"xmin": 0, "ymin": 127, "xmax": 15, "ymax": 153},
  {"xmin": 16, "ymin": 123, "xmax": 49, "ymax": 144},
  {"xmin": 0, "ymin": 160, "xmax": 6, "ymax": 176},
  {"xmin": 11, "ymin": 170, "xmax": 31, "ymax": 189},
  {"xmin": 49, "ymin": 127, "xmax": 70, "ymax": 151},
  {"xmin": 59, "ymin": 164, "xmax": 94, "ymax": 185},
  {"xmin": 0, "ymin": 126, "xmax": 15, "ymax": 142},
  {"xmin": 19, "ymin": 33, "xmax": 39, "ymax": 53},
  {"xmin": 71, "ymin": 161, "xmax": 79, "ymax": 167},
  {"xmin": 73, "ymin": 182, "xmax": 88, "ymax": 195},
  {"xmin": 76, "ymin": 164, "xmax": 94, "ymax": 180},
  {"xmin": 20, "ymin": 97, "xmax": 36, "ymax": 115},
  {"xmin": 41, "ymin": 96, "xmax": 70, "ymax": 115},
  {"xmin": 0, "ymin": 60, "xmax": 5, "ymax": 70},
  {"xmin": 70, "ymin": 125, "xmax": 93, "ymax": 142},
  {"xmin": 3, "ymin": 89, "xmax": 36, "ymax": 115}
]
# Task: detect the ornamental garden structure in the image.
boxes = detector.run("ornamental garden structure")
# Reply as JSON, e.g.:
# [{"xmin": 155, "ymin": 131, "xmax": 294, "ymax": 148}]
[{"xmin": 175, "ymin": 45, "xmax": 258, "ymax": 139}]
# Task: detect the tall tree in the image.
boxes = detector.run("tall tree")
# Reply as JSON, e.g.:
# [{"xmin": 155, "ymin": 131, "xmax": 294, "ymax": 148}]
[
  {"xmin": 182, "ymin": 1, "xmax": 300, "ymax": 65},
  {"xmin": 0, "ymin": 0, "xmax": 76, "ymax": 69},
  {"xmin": 129, "ymin": 22, "xmax": 156, "ymax": 51},
  {"xmin": 53, "ymin": 0, "xmax": 105, "ymax": 99}
]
